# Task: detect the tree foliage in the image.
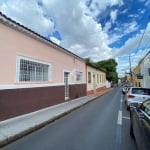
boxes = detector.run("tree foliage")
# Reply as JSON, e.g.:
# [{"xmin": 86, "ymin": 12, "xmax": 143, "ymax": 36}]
[
  {"xmin": 85, "ymin": 57, "xmax": 106, "ymax": 72},
  {"xmin": 95, "ymin": 59, "xmax": 118, "ymax": 82},
  {"xmin": 85, "ymin": 58, "xmax": 118, "ymax": 82}
]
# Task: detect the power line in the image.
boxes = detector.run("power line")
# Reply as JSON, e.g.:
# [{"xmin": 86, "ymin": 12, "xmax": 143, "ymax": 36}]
[
  {"xmin": 130, "ymin": 16, "xmax": 150, "ymax": 67},
  {"xmin": 136, "ymin": 26, "xmax": 147, "ymax": 53},
  {"xmin": 136, "ymin": 15, "xmax": 150, "ymax": 51}
]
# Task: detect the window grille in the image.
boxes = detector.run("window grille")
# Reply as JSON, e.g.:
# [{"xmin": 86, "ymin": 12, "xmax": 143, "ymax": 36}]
[
  {"xmin": 76, "ymin": 71, "xmax": 83, "ymax": 81},
  {"xmin": 19, "ymin": 58, "xmax": 49, "ymax": 82},
  {"xmin": 88, "ymin": 72, "xmax": 91, "ymax": 83},
  {"xmin": 97, "ymin": 74, "xmax": 99, "ymax": 84}
]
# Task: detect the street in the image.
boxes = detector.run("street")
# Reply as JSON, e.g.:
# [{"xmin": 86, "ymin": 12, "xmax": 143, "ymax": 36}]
[{"xmin": 1, "ymin": 87, "xmax": 137, "ymax": 150}]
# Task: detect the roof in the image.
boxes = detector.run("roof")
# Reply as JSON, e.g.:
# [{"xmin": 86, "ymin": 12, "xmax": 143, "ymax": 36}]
[
  {"xmin": 0, "ymin": 12, "xmax": 85, "ymax": 62},
  {"xmin": 86, "ymin": 62, "xmax": 106, "ymax": 73}
]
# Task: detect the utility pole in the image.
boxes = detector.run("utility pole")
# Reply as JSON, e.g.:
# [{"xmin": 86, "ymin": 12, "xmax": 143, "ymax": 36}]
[{"xmin": 129, "ymin": 55, "xmax": 133, "ymax": 86}]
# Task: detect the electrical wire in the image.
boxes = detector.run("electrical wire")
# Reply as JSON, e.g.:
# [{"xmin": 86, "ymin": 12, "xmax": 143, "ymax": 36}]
[{"xmin": 129, "ymin": 15, "xmax": 150, "ymax": 68}]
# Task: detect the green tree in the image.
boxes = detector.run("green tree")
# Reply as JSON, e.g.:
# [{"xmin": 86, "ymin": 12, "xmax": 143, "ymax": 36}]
[
  {"xmin": 95, "ymin": 59, "xmax": 118, "ymax": 82},
  {"xmin": 85, "ymin": 57, "xmax": 106, "ymax": 72}
]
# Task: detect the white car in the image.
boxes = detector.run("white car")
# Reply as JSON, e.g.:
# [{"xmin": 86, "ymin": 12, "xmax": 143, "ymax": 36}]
[{"xmin": 125, "ymin": 87, "xmax": 150, "ymax": 110}]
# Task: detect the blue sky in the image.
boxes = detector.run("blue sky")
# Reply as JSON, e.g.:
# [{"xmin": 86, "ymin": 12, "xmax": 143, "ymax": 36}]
[{"xmin": 0, "ymin": 0, "xmax": 150, "ymax": 77}]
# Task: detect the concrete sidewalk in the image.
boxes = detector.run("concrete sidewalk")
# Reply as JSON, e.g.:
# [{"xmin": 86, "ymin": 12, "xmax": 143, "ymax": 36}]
[{"xmin": 0, "ymin": 89, "xmax": 111, "ymax": 147}]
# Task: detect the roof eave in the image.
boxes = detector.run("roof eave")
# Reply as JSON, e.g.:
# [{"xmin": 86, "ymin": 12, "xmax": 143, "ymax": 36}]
[{"xmin": 0, "ymin": 12, "xmax": 85, "ymax": 62}]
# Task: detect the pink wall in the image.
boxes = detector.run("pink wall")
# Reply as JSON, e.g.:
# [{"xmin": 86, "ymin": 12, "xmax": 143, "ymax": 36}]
[
  {"xmin": 0, "ymin": 20, "xmax": 87, "ymax": 121},
  {"xmin": 0, "ymin": 23, "xmax": 86, "ymax": 85}
]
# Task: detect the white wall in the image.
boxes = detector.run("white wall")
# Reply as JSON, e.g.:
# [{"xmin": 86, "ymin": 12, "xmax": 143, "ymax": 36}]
[{"xmin": 140, "ymin": 53, "xmax": 150, "ymax": 88}]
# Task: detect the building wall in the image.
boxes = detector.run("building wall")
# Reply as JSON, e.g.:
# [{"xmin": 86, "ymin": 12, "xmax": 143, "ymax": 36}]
[
  {"xmin": 140, "ymin": 53, "xmax": 150, "ymax": 88},
  {"xmin": 0, "ymin": 84, "xmax": 86, "ymax": 121},
  {"xmin": 0, "ymin": 86, "xmax": 64, "ymax": 121},
  {"xmin": 0, "ymin": 21, "xmax": 86, "ymax": 120},
  {"xmin": 0, "ymin": 23, "xmax": 86, "ymax": 84},
  {"xmin": 87, "ymin": 65, "xmax": 106, "ymax": 95},
  {"xmin": 132, "ymin": 66, "xmax": 142, "ymax": 87}
]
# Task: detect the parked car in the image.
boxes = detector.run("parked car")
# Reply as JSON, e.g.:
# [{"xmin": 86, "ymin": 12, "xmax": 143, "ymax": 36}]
[
  {"xmin": 130, "ymin": 99, "xmax": 150, "ymax": 150},
  {"xmin": 125, "ymin": 87, "xmax": 150, "ymax": 110}
]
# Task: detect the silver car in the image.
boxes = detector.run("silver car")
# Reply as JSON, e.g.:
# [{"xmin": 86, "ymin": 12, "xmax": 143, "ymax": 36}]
[
  {"xmin": 125, "ymin": 87, "xmax": 150, "ymax": 110},
  {"xmin": 130, "ymin": 99, "xmax": 150, "ymax": 150}
]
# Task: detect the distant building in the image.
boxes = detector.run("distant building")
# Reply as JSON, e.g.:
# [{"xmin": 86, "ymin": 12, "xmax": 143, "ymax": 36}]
[
  {"xmin": 132, "ymin": 65, "xmax": 142, "ymax": 87},
  {"xmin": 124, "ymin": 73, "xmax": 131, "ymax": 85},
  {"xmin": 139, "ymin": 51, "xmax": 150, "ymax": 88}
]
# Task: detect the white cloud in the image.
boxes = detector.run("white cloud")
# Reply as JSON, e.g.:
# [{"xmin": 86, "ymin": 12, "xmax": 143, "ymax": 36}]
[
  {"xmin": 0, "ymin": 0, "xmax": 54, "ymax": 36},
  {"xmin": 108, "ymin": 21, "xmax": 139, "ymax": 45},
  {"xmin": 120, "ymin": 8, "xmax": 128, "ymax": 14},
  {"xmin": 124, "ymin": 21, "xmax": 138, "ymax": 34},
  {"xmin": 110, "ymin": 10, "xmax": 118, "ymax": 24},
  {"xmin": 50, "ymin": 37, "xmax": 61, "ymax": 45},
  {"xmin": 116, "ymin": 48, "xmax": 149, "ymax": 77},
  {"xmin": 0, "ymin": 0, "xmax": 148, "ymax": 77},
  {"xmin": 145, "ymin": 0, "xmax": 150, "ymax": 6},
  {"xmin": 87, "ymin": 0, "xmax": 123, "ymax": 18},
  {"xmin": 115, "ymin": 23, "xmax": 150, "ymax": 77},
  {"xmin": 0, "ymin": 0, "xmax": 125, "ymax": 62},
  {"xmin": 114, "ymin": 22, "xmax": 150, "ymax": 57},
  {"xmin": 104, "ymin": 21, "xmax": 112, "ymax": 33},
  {"xmin": 40, "ymin": 0, "xmax": 114, "ymax": 61}
]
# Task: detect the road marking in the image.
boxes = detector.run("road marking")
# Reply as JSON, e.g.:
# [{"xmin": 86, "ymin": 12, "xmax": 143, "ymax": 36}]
[
  {"xmin": 117, "ymin": 110, "xmax": 122, "ymax": 125},
  {"xmin": 115, "ymin": 125, "xmax": 121, "ymax": 150},
  {"xmin": 120, "ymin": 98, "xmax": 123, "ymax": 103},
  {"xmin": 115, "ymin": 99, "xmax": 122, "ymax": 150},
  {"xmin": 122, "ymin": 116, "xmax": 130, "ymax": 120}
]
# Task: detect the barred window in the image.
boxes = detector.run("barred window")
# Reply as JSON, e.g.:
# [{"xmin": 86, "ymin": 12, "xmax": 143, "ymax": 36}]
[
  {"xmin": 19, "ymin": 58, "xmax": 50, "ymax": 82},
  {"xmin": 76, "ymin": 71, "xmax": 83, "ymax": 81},
  {"xmin": 97, "ymin": 74, "xmax": 99, "ymax": 84},
  {"xmin": 88, "ymin": 72, "xmax": 91, "ymax": 83}
]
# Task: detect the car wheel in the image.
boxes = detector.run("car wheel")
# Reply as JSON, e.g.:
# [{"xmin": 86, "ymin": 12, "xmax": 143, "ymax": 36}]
[
  {"xmin": 130, "ymin": 112, "xmax": 135, "ymax": 139},
  {"xmin": 125, "ymin": 100, "xmax": 127, "ymax": 105},
  {"xmin": 130, "ymin": 124, "xmax": 134, "ymax": 138}
]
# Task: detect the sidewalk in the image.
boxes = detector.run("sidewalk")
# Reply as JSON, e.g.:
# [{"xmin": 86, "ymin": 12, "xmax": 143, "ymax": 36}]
[{"xmin": 0, "ymin": 88, "xmax": 111, "ymax": 147}]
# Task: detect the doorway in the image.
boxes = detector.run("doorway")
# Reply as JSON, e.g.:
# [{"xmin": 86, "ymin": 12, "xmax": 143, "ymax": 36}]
[{"xmin": 64, "ymin": 72, "xmax": 70, "ymax": 100}]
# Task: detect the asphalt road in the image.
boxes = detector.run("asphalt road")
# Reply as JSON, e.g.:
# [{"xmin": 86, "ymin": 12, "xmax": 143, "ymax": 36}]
[{"xmin": 1, "ymin": 87, "xmax": 137, "ymax": 150}]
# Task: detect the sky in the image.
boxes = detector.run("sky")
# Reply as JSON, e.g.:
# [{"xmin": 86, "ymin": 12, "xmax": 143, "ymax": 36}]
[{"xmin": 0, "ymin": 0, "xmax": 150, "ymax": 77}]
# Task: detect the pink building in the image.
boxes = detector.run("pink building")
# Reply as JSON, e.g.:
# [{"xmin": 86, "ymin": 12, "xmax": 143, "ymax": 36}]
[{"xmin": 0, "ymin": 13, "xmax": 86, "ymax": 121}]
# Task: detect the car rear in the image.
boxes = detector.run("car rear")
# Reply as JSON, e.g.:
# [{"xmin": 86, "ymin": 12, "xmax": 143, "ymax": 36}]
[{"xmin": 126, "ymin": 87, "xmax": 150, "ymax": 109}]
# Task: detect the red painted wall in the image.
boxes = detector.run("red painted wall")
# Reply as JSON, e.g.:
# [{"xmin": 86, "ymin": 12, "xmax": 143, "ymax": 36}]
[{"xmin": 0, "ymin": 84, "xmax": 86, "ymax": 121}]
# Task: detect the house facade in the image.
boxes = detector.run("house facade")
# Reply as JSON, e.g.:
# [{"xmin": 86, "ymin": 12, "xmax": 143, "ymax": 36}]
[
  {"xmin": 139, "ymin": 51, "xmax": 150, "ymax": 88},
  {"xmin": 87, "ymin": 64, "xmax": 106, "ymax": 95},
  {"xmin": 132, "ymin": 65, "xmax": 142, "ymax": 87},
  {"xmin": 0, "ymin": 13, "xmax": 86, "ymax": 121}
]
